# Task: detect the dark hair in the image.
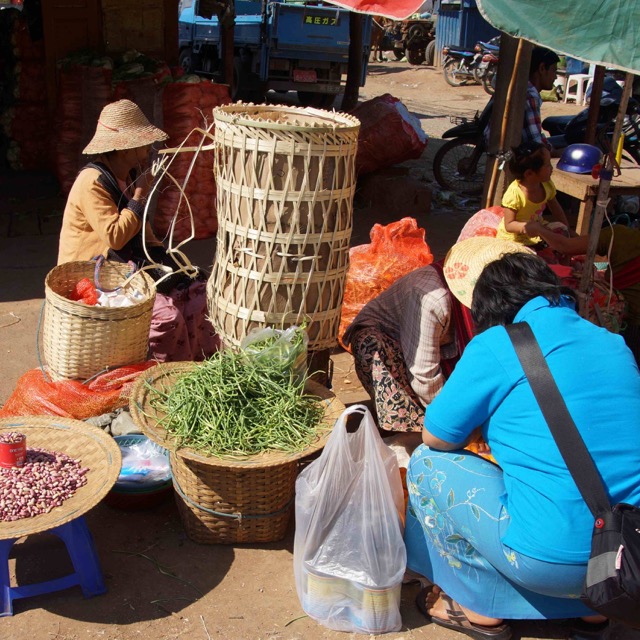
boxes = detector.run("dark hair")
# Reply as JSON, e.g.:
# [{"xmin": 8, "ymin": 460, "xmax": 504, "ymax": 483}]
[
  {"xmin": 530, "ymin": 47, "xmax": 560, "ymax": 76},
  {"xmin": 508, "ymin": 142, "xmax": 547, "ymax": 179},
  {"xmin": 471, "ymin": 252, "xmax": 577, "ymax": 332}
]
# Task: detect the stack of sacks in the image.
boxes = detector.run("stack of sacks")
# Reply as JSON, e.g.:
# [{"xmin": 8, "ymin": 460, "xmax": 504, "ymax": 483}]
[
  {"xmin": 1, "ymin": 12, "xmax": 51, "ymax": 170},
  {"xmin": 154, "ymin": 77, "xmax": 231, "ymax": 242}
]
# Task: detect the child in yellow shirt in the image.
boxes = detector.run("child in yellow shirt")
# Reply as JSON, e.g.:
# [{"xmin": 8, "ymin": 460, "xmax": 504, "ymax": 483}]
[{"xmin": 496, "ymin": 142, "xmax": 570, "ymax": 246}]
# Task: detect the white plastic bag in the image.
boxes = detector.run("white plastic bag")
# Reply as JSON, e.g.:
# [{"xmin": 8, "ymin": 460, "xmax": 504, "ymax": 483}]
[
  {"xmin": 240, "ymin": 325, "xmax": 308, "ymax": 383},
  {"xmin": 293, "ymin": 405, "xmax": 406, "ymax": 634}
]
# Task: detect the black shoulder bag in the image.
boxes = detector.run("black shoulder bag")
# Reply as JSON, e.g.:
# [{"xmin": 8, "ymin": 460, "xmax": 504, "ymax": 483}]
[{"xmin": 506, "ymin": 322, "xmax": 640, "ymax": 629}]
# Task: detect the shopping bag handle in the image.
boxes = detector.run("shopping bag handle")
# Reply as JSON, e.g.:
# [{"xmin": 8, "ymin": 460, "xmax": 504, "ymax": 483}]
[{"xmin": 93, "ymin": 255, "xmax": 137, "ymax": 293}]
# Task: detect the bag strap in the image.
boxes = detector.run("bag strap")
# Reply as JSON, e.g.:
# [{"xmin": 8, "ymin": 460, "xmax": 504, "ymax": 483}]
[{"xmin": 505, "ymin": 322, "xmax": 611, "ymax": 518}]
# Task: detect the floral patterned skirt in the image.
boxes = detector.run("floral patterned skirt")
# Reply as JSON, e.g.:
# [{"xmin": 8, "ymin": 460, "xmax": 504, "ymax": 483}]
[
  {"xmin": 349, "ymin": 327, "xmax": 425, "ymax": 432},
  {"xmin": 404, "ymin": 445, "xmax": 596, "ymax": 619}
]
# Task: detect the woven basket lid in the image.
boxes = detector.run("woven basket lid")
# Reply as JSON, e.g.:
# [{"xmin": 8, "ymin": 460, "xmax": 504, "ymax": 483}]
[
  {"xmin": 0, "ymin": 417, "xmax": 121, "ymax": 540},
  {"xmin": 213, "ymin": 102, "xmax": 361, "ymax": 133},
  {"xmin": 129, "ymin": 362, "xmax": 345, "ymax": 469}
]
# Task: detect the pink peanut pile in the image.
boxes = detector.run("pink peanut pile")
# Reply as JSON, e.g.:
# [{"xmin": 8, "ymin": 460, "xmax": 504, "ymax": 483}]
[{"xmin": 0, "ymin": 448, "xmax": 89, "ymax": 522}]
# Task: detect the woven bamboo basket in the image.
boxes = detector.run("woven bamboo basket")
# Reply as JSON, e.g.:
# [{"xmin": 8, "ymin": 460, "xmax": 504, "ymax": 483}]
[
  {"xmin": 207, "ymin": 104, "xmax": 360, "ymax": 361},
  {"xmin": 42, "ymin": 261, "xmax": 156, "ymax": 381},
  {"xmin": 0, "ymin": 416, "xmax": 121, "ymax": 540},
  {"xmin": 129, "ymin": 362, "xmax": 346, "ymax": 544}
]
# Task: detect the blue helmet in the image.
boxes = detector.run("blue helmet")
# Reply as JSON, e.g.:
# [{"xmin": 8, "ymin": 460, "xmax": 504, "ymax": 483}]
[{"xmin": 557, "ymin": 144, "xmax": 602, "ymax": 174}]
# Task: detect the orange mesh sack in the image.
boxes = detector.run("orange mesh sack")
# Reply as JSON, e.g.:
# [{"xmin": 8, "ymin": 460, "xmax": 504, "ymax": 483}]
[
  {"xmin": 338, "ymin": 217, "xmax": 433, "ymax": 349},
  {"xmin": 457, "ymin": 206, "xmax": 505, "ymax": 242},
  {"xmin": 0, "ymin": 362, "xmax": 156, "ymax": 420}
]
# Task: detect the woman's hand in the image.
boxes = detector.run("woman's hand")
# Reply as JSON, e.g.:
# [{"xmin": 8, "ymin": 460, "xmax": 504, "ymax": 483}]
[{"xmin": 524, "ymin": 220, "xmax": 544, "ymax": 237}]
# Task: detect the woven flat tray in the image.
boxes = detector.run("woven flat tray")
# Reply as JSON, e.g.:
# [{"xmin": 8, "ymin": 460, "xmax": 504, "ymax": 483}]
[
  {"xmin": 0, "ymin": 417, "xmax": 121, "ymax": 540},
  {"xmin": 129, "ymin": 362, "xmax": 345, "ymax": 469}
]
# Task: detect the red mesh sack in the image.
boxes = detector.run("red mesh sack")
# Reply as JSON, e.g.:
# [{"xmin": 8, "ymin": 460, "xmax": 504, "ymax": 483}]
[
  {"xmin": 351, "ymin": 94, "xmax": 428, "ymax": 176},
  {"xmin": 154, "ymin": 80, "xmax": 231, "ymax": 242},
  {"xmin": 338, "ymin": 217, "xmax": 433, "ymax": 349},
  {"xmin": 0, "ymin": 362, "xmax": 156, "ymax": 420},
  {"xmin": 50, "ymin": 65, "xmax": 113, "ymax": 193}
]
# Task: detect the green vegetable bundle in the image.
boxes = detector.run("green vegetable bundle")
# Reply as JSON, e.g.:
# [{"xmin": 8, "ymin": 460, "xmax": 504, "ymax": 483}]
[{"xmin": 148, "ymin": 347, "xmax": 324, "ymax": 458}]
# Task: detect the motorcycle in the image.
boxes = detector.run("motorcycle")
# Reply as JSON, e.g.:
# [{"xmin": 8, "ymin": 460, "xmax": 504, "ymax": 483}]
[
  {"xmin": 441, "ymin": 44, "xmax": 482, "ymax": 87},
  {"xmin": 542, "ymin": 77, "xmax": 640, "ymax": 163},
  {"xmin": 432, "ymin": 99, "xmax": 494, "ymax": 195}
]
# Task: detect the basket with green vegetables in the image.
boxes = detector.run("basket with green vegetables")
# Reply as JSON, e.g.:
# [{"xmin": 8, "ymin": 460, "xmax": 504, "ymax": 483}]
[{"xmin": 142, "ymin": 327, "xmax": 326, "ymax": 458}]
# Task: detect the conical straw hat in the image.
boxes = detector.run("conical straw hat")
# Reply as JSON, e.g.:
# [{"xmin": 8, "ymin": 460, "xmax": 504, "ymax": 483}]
[
  {"xmin": 83, "ymin": 99, "xmax": 168, "ymax": 155},
  {"xmin": 443, "ymin": 237, "xmax": 535, "ymax": 308}
]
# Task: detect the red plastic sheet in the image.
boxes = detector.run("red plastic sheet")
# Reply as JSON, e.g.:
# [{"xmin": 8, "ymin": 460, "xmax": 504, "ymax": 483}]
[
  {"xmin": 338, "ymin": 217, "xmax": 434, "ymax": 349},
  {"xmin": 322, "ymin": 0, "xmax": 423, "ymax": 20}
]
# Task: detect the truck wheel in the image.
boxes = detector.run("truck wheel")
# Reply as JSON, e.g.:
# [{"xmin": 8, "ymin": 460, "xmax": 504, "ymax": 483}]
[
  {"xmin": 425, "ymin": 40, "xmax": 435, "ymax": 66},
  {"xmin": 297, "ymin": 91, "xmax": 336, "ymax": 109},
  {"xmin": 179, "ymin": 48, "xmax": 193, "ymax": 73},
  {"xmin": 406, "ymin": 48, "xmax": 426, "ymax": 65}
]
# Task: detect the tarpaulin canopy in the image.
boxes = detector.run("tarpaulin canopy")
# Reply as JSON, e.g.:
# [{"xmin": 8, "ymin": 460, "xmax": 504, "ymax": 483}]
[
  {"xmin": 321, "ymin": 0, "xmax": 424, "ymax": 21},
  {"xmin": 476, "ymin": 0, "xmax": 640, "ymax": 75}
]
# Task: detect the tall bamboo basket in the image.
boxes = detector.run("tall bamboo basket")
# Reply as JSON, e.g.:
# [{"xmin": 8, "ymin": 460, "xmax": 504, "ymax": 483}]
[
  {"xmin": 207, "ymin": 104, "xmax": 360, "ymax": 378},
  {"xmin": 42, "ymin": 261, "xmax": 156, "ymax": 381}
]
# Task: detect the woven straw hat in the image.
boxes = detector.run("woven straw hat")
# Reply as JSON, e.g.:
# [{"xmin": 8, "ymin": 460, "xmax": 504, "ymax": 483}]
[
  {"xmin": 83, "ymin": 99, "xmax": 168, "ymax": 155},
  {"xmin": 443, "ymin": 237, "xmax": 535, "ymax": 308}
]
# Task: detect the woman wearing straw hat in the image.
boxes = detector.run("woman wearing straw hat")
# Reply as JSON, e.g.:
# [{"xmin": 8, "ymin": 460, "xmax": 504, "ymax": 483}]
[
  {"xmin": 405, "ymin": 238, "xmax": 640, "ymax": 640},
  {"xmin": 57, "ymin": 99, "xmax": 219, "ymax": 362}
]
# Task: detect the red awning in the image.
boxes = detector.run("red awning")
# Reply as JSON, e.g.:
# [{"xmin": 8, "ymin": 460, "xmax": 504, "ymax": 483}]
[{"xmin": 321, "ymin": 0, "xmax": 425, "ymax": 20}]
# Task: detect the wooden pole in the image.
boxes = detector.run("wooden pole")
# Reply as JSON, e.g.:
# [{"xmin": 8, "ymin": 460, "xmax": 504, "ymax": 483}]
[
  {"xmin": 483, "ymin": 36, "xmax": 533, "ymax": 207},
  {"xmin": 578, "ymin": 73, "xmax": 634, "ymax": 316},
  {"xmin": 584, "ymin": 66, "xmax": 606, "ymax": 146},
  {"xmin": 341, "ymin": 11, "xmax": 364, "ymax": 112}
]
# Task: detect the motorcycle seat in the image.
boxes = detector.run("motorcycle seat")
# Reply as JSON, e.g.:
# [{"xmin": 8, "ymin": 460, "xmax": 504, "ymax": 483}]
[
  {"xmin": 478, "ymin": 41, "xmax": 500, "ymax": 52},
  {"xmin": 445, "ymin": 46, "xmax": 475, "ymax": 56}
]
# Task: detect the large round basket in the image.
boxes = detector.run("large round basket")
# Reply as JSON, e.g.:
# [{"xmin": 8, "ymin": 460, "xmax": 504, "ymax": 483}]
[
  {"xmin": 43, "ymin": 261, "xmax": 156, "ymax": 381},
  {"xmin": 0, "ymin": 416, "xmax": 121, "ymax": 540},
  {"xmin": 207, "ymin": 103, "xmax": 360, "ymax": 360},
  {"xmin": 129, "ymin": 361, "xmax": 345, "ymax": 544}
]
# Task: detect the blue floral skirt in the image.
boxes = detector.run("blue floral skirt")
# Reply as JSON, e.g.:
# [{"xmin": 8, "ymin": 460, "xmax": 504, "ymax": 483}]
[{"xmin": 405, "ymin": 445, "xmax": 597, "ymax": 619}]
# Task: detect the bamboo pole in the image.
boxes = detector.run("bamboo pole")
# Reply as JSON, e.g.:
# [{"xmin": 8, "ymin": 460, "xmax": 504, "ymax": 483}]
[{"xmin": 484, "ymin": 37, "xmax": 532, "ymax": 207}]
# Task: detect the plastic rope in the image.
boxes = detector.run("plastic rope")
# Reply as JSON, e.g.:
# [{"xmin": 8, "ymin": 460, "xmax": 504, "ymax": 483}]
[
  {"xmin": 35, "ymin": 300, "xmax": 51, "ymax": 382},
  {"xmin": 172, "ymin": 474, "xmax": 294, "ymax": 525}
]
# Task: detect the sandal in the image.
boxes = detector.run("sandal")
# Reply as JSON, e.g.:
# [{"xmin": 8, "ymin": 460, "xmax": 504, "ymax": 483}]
[{"xmin": 415, "ymin": 588, "xmax": 512, "ymax": 640}]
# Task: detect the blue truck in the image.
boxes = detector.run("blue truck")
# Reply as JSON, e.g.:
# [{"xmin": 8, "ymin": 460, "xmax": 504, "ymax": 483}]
[{"xmin": 178, "ymin": 0, "xmax": 372, "ymax": 107}]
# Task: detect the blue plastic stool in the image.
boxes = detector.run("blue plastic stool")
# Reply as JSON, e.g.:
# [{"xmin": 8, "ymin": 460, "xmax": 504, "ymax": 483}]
[{"xmin": 0, "ymin": 516, "xmax": 106, "ymax": 616}]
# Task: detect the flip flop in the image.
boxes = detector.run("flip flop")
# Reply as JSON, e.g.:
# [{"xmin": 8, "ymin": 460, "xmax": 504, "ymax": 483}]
[{"xmin": 415, "ymin": 588, "xmax": 512, "ymax": 640}]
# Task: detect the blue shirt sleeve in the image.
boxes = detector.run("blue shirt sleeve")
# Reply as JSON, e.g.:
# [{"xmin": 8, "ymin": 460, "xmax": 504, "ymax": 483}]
[{"xmin": 424, "ymin": 330, "xmax": 513, "ymax": 444}]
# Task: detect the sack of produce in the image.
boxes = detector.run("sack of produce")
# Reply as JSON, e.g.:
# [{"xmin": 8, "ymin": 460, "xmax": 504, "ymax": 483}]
[
  {"xmin": 293, "ymin": 405, "xmax": 406, "ymax": 633},
  {"xmin": 338, "ymin": 217, "xmax": 433, "ymax": 349},
  {"xmin": 352, "ymin": 93, "xmax": 427, "ymax": 176}
]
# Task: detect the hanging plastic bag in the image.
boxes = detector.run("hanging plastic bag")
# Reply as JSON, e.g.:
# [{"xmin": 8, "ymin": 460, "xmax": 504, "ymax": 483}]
[{"xmin": 293, "ymin": 405, "xmax": 406, "ymax": 634}]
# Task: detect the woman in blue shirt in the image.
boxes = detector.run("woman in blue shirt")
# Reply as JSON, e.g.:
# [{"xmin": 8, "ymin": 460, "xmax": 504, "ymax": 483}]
[{"xmin": 405, "ymin": 248, "xmax": 640, "ymax": 640}]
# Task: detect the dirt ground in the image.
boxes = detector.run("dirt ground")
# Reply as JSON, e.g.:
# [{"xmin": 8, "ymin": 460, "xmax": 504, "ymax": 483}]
[{"xmin": 0, "ymin": 62, "xmax": 600, "ymax": 640}]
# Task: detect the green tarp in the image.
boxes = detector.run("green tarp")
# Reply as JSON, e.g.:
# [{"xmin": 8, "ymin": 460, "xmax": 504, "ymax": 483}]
[{"xmin": 476, "ymin": 0, "xmax": 640, "ymax": 75}]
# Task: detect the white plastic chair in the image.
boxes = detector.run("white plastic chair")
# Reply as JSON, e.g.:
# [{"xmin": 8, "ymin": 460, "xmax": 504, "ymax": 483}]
[{"xmin": 564, "ymin": 64, "xmax": 595, "ymax": 105}]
